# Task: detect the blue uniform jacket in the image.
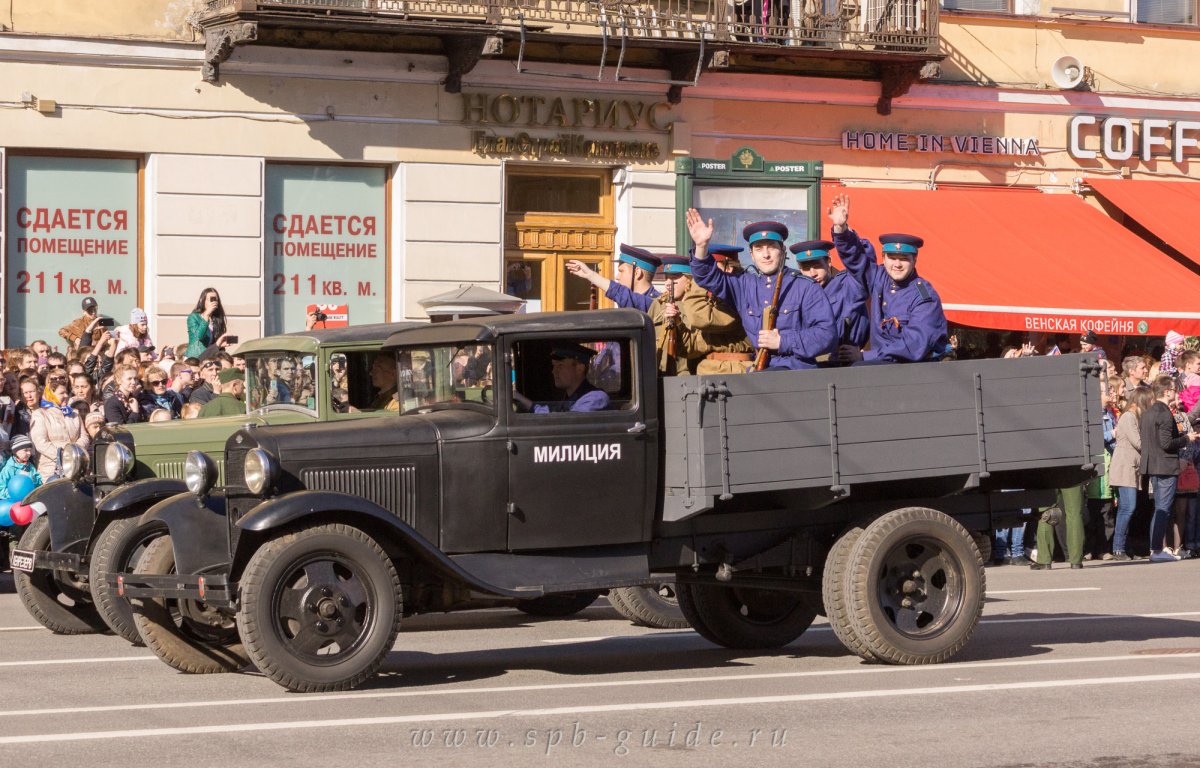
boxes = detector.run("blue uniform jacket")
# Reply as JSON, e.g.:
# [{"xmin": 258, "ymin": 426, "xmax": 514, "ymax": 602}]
[
  {"xmin": 605, "ymin": 283, "xmax": 660, "ymax": 313},
  {"xmin": 691, "ymin": 255, "xmax": 835, "ymax": 370},
  {"xmin": 533, "ymin": 380, "xmax": 610, "ymax": 413},
  {"xmin": 824, "ymin": 269, "xmax": 869, "ymax": 347},
  {"xmin": 833, "ymin": 229, "xmax": 949, "ymax": 363}
]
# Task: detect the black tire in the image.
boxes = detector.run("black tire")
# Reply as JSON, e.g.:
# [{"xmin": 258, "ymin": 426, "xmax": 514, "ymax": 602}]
[
  {"xmin": 516, "ymin": 591, "xmax": 600, "ymax": 617},
  {"xmin": 846, "ymin": 507, "xmax": 985, "ymax": 665},
  {"xmin": 971, "ymin": 531, "xmax": 994, "ymax": 564},
  {"xmin": 236, "ymin": 524, "xmax": 401, "ymax": 692},
  {"xmin": 129, "ymin": 536, "xmax": 248, "ymax": 674},
  {"xmin": 89, "ymin": 516, "xmax": 164, "ymax": 645},
  {"xmin": 13, "ymin": 516, "xmax": 109, "ymax": 635},
  {"xmin": 674, "ymin": 581, "xmax": 816, "ymax": 649},
  {"xmin": 609, "ymin": 583, "xmax": 689, "ymax": 629},
  {"xmin": 821, "ymin": 525, "xmax": 878, "ymax": 661}
]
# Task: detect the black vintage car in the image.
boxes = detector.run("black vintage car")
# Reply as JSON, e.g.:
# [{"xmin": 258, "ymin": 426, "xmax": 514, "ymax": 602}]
[{"xmin": 118, "ymin": 309, "xmax": 1102, "ymax": 691}]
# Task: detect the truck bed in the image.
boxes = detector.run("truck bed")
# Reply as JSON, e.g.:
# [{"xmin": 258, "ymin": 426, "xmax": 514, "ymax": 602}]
[{"xmin": 661, "ymin": 354, "xmax": 1104, "ymax": 522}]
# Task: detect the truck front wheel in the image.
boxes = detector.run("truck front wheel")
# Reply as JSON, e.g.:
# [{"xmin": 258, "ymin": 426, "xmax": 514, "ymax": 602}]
[
  {"xmin": 846, "ymin": 507, "xmax": 985, "ymax": 665},
  {"xmin": 237, "ymin": 524, "xmax": 401, "ymax": 692},
  {"xmin": 129, "ymin": 535, "xmax": 248, "ymax": 674},
  {"xmin": 13, "ymin": 515, "xmax": 108, "ymax": 635},
  {"xmin": 90, "ymin": 516, "xmax": 164, "ymax": 645},
  {"xmin": 676, "ymin": 582, "xmax": 816, "ymax": 649}
]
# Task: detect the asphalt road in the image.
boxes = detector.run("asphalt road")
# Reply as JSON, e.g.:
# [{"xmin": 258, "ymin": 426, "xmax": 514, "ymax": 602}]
[{"xmin": 1, "ymin": 559, "xmax": 1199, "ymax": 768}]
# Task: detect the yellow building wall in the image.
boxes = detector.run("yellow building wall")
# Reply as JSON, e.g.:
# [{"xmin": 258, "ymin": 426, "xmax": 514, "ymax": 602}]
[{"xmin": 4, "ymin": 0, "xmax": 203, "ymax": 41}]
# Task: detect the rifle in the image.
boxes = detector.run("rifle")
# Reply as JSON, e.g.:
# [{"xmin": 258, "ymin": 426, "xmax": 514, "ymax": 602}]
[
  {"xmin": 753, "ymin": 269, "xmax": 785, "ymax": 371},
  {"xmin": 588, "ymin": 284, "xmax": 598, "ymax": 311},
  {"xmin": 664, "ymin": 277, "xmax": 680, "ymax": 370}
]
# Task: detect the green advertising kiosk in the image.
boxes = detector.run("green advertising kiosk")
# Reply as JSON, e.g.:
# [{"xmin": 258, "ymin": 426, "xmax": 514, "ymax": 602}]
[{"xmin": 675, "ymin": 148, "xmax": 824, "ymax": 268}]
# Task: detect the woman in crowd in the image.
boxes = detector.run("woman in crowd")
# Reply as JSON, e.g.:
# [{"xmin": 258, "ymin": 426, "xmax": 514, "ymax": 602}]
[
  {"xmin": 186, "ymin": 287, "xmax": 231, "ymax": 359},
  {"xmin": 70, "ymin": 372, "xmax": 100, "ymax": 409},
  {"xmin": 1108, "ymin": 387, "xmax": 1155, "ymax": 560},
  {"xmin": 29, "ymin": 376, "xmax": 88, "ymax": 482}
]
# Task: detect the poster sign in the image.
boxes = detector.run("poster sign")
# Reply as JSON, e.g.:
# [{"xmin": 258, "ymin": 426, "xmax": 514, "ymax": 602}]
[
  {"xmin": 306, "ymin": 302, "xmax": 349, "ymax": 328},
  {"xmin": 5, "ymin": 157, "xmax": 138, "ymax": 347},
  {"xmin": 265, "ymin": 165, "xmax": 386, "ymax": 335},
  {"xmin": 691, "ymin": 183, "xmax": 809, "ymax": 270}
]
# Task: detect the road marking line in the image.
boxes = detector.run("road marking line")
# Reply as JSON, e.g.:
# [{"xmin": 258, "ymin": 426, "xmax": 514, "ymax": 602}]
[
  {"xmin": 989, "ymin": 588, "xmax": 1102, "ymax": 595},
  {"xmin": 0, "ymin": 626, "xmax": 49, "ymax": 632},
  {"xmin": 4, "ymin": 671, "xmax": 1200, "ymax": 745},
  {"xmin": 0, "ymin": 656, "xmax": 157, "ymax": 668},
  {"xmin": 2, "ymin": 651, "xmax": 1198, "ymax": 720},
  {"xmin": 541, "ymin": 610, "xmax": 1200, "ymax": 644}
]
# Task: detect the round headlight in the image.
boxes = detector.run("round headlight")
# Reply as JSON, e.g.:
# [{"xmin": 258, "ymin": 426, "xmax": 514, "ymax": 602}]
[
  {"xmin": 104, "ymin": 442, "xmax": 134, "ymax": 482},
  {"xmin": 61, "ymin": 445, "xmax": 88, "ymax": 481},
  {"xmin": 244, "ymin": 448, "xmax": 277, "ymax": 496},
  {"xmin": 184, "ymin": 451, "xmax": 218, "ymax": 496}
]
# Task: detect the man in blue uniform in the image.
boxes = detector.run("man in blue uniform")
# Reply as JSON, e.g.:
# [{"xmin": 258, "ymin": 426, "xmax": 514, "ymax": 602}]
[
  {"xmin": 827, "ymin": 193, "xmax": 949, "ymax": 364},
  {"xmin": 789, "ymin": 239, "xmax": 868, "ymax": 351},
  {"xmin": 513, "ymin": 343, "xmax": 610, "ymax": 413},
  {"xmin": 566, "ymin": 245, "xmax": 661, "ymax": 312},
  {"xmin": 686, "ymin": 209, "xmax": 835, "ymax": 370}
]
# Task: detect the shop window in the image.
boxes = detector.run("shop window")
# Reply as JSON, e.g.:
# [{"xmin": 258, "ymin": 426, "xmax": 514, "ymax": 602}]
[
  {"xmin": 4, "ymin": 155, "xmax": 140, "ymax": 348},
  {"xmin": 265, "ymin": 165, "xmax": 388, "ymax": 336}
]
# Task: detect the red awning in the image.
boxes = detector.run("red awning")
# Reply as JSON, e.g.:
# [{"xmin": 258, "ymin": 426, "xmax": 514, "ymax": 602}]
[
  {"xmin": 1088, "ymin": 178, "xmax": 1200, "ymax": 268},
  {"xmin": 820, "ymin": 184, "xmax": 1200, "ymax": 336}
]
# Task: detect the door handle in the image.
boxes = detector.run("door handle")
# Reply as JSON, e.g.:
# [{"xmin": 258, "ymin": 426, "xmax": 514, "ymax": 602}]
[{"xmin": 627, "ymin": 421, "xmax": 647, "ymax": 434}]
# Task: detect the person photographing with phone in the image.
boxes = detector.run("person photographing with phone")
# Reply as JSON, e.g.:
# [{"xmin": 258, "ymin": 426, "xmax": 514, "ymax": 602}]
[
  {"xmin": 58, "ymin": 296, "xmax": 108, "ymax": 350},
  {"xmin": 186, "ymin": 287, "xmax": 236, "ymax": 358}
]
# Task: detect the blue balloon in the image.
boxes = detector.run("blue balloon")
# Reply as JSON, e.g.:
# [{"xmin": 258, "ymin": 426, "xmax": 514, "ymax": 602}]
[
  {"xmin": 6, "ymin": 474, "xmax": 36, "ymax": 504},
  {"xmin": 0, "ymin": 500, "xmax": 12, "ymax": 527}
]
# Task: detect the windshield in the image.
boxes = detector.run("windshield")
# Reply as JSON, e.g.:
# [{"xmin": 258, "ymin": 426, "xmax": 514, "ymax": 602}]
[
  {"xmin": 397, "ymin": 344, "xmax": 494, "ymax": 413},
  {"xmin": 245, "ymin": 352, "xmax": 317, "ymax": 412}
]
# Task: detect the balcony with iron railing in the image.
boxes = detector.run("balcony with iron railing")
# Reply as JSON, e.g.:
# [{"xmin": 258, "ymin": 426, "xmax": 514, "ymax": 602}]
[{"xmin": 198, "ymin": 0, "xmax": 941, "ymax": 110}]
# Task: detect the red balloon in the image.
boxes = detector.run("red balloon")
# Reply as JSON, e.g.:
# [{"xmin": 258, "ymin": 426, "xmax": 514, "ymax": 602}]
[{"xmin": 9, "ymin": 503, "xmax": 34, "ymax": 526}]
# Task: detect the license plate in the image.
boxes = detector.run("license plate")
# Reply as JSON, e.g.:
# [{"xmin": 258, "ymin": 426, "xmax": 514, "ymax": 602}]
[{"xmin": 10, "ymin": 549, "xmax": 35, "ymax": 573}]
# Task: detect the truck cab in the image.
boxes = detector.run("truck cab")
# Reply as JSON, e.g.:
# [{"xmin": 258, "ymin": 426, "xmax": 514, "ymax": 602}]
[{"xmin": 13, "ymin": 322, "xmax": 415, "ymax": 643}]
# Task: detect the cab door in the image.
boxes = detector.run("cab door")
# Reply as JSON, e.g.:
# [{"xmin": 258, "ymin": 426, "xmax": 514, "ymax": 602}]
[{"xmin": 504, "ymin": 334, "xmax": 653, "ymax": 551}]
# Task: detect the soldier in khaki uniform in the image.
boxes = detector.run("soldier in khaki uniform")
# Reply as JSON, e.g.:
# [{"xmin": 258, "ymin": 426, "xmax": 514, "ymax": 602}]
[
  {"xmin": 650, "ymin": 256, "xmax": 753, "ymax": 376},
  {"xmin": 688, "ymin": 244, "xmax": 753, "ymax": 375}
]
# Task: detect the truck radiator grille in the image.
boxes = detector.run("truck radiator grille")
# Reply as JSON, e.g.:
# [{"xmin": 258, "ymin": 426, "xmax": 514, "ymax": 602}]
[
  {"xmin": 300, "ymin": 466, "xmax": 417, "ymax": 526},
  {"xmin": 154, "ymin": 459, "xmax": 225, "ymax": 484}
]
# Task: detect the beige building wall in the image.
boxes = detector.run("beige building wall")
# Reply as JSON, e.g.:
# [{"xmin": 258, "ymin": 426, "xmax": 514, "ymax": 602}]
[
  {"xmin": 151, "ymin": 154, "xmax": 265, "ymax": 346},
  {"xmin": 400, "ymin": 163, "xmax": 503, "ymax": 320},
  {"xmin": 621, "ymin": 171, "xmax": 677, "ymax": 254}
]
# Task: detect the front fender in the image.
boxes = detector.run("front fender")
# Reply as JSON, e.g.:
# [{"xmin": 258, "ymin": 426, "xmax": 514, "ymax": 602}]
[
  {"xmin": 29, "ymin": 479, "xmax": 95, "ymax": 554},
  {"xmin": 140, "ymin": 492, "xmax": 230, "ymax": 575},
  {"xmin": 236, "ymin": 491, "xmax": 528, "ymax": 599},
  {"xmin": 97, "ymin": 478, "xmax": 187, "ymax": 515}
]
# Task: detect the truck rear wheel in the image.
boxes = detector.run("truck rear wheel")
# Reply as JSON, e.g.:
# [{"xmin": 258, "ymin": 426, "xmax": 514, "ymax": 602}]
[
  {"xmin": 676, "ymin": 582, "xmax": 816, "ymax": 649},
  {"xmin": 822, "ymin": 525, "xmax": 878, "ymax": 662},
  {"xmin": 129, "ymin": 536, "xmax": 248, "ymax": 674},
  {"xmin": 609, "ymin": 582, "xmax": 688, "ymax": 629},
  {"xmin": 89, "ymin": 516, "xmax": 163, "ymax": 645},
  {"xmin": 846, "ymin": 507, "xmax": 985, "ymax": 665},
  {"xmin": 237, "ymin": 524, "xmax": 401, "ymax": 692},
  {"xmin": 516, "ymin": 591, "xmax": 600, "ymax": 617},
  {"xmin": 13, "ymin": 515, "xmax": 108, "ymax": 635}
]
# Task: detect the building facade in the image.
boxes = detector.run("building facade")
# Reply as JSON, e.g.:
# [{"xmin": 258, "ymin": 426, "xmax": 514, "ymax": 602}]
[{"xmin": 0, "ymin": 0, "xmax": 1198, "ymax": 348}]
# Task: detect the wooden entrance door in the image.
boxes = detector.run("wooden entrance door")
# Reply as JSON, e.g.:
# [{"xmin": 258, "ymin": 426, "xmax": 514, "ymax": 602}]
[{"xmin": 503, "ymin": 168, "xmax": 615, "ymax": 313}]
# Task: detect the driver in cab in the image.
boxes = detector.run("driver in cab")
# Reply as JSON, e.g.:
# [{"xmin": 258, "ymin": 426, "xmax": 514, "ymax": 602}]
[{"xmin": 512, "ymin": 343, "xmax": 609, "ymax": 414}]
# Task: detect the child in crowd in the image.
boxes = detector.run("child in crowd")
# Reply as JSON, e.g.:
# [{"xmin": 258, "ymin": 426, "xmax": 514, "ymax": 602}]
[{"xmin": 0, "ymin": 434, "xmax": 44, "ymax": 500}]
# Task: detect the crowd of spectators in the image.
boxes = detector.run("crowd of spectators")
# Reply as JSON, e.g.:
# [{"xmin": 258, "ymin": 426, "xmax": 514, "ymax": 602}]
[
  {"xmin": 985, "ymin": 327, "xmax": 1200, "ymax": 566},
  {"xmin": 0, "ymin": 289, "xmax": 248, "ymax": 484}
]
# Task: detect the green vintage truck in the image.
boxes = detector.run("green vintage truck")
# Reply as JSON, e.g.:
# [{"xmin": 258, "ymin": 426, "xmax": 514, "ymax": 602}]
[{"xmin": 13, "ymin": 322, "xmax": 411, "ymax": 643}]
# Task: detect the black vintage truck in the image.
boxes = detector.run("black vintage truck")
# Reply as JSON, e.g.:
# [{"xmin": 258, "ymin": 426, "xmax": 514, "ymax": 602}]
[{"xmin": 118, "ymin": 309, "xmax": 1102, "ymax": 692}]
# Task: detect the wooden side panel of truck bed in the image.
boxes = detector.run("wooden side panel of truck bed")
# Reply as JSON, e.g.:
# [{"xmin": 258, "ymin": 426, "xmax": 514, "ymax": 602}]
[{"xmin": 660, "ymin": 354, "xmax": 1104, "ymax": 522}]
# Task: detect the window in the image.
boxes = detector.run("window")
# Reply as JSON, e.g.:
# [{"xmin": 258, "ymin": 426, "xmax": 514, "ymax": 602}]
[
  {"xmin": 396, "ymin": 344, "xmax": 495, "ymax": 413},
  {"xmin": 245, "ymin": 352, "xmax": 317, "ymax": 412},
  {"xmin": 1136, "ymin": 0, "xmax": 1194, "ymax": 23},
  {"xmin": 510, "ymin": 337, "xmax": 636, "ymax": 414},
  {"xmin": 329, "ymin": 350, "xmax": 397, "ymax": 414},
  {"xmin": 941, "ymin": 0, "xmax": 1010, "ymax": 10}
]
